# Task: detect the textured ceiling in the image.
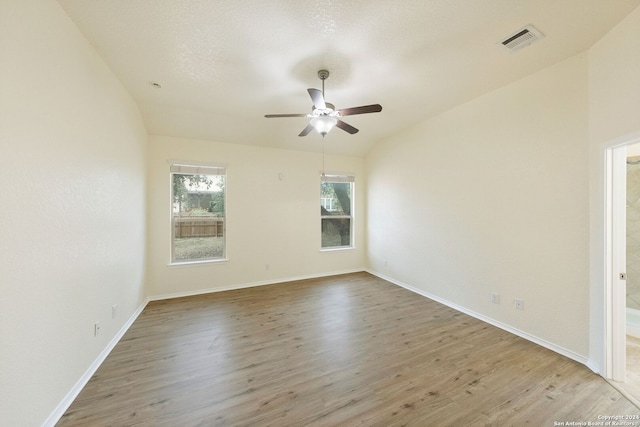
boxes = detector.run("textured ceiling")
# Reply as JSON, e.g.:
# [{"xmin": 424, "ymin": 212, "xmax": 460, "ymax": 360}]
[{"xmin": 57, "ymin": 0, "xmax": 640, "ymax": 156}]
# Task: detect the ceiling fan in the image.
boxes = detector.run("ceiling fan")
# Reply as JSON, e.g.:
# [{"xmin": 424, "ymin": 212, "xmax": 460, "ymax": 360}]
[{"xmin": 265, "ymin": 70, "xmax": 382, "ymax": 137}]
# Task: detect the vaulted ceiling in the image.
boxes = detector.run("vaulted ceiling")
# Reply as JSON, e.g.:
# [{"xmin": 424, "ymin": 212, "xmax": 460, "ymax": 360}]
[{"xmin": 58, "ymin": 0, "xmax": 640, "ymax": 156}]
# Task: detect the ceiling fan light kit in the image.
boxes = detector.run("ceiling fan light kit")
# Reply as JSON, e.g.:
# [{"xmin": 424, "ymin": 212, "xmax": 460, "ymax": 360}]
[
  {"xmin": 310, "ymin": 116, "xmax": 338, "ymax": 136},
  {"xmin": 265, "ymin": 69, "xmax": 382, "ymax": 138}
]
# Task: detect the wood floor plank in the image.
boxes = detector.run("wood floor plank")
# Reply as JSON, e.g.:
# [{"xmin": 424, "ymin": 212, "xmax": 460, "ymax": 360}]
[{"xmin": 58, "ymin": 272, "xmax": 639, "ymax": 426}]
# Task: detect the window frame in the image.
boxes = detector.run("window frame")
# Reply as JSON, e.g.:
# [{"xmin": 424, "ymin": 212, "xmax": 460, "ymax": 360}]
[
  {"xmin": 169, "ymin": 162, "xmax": 227, "ymax": 265},
  {"xmin": 320, "ymin": 174, "xmax": 355, "ymax": 251}
]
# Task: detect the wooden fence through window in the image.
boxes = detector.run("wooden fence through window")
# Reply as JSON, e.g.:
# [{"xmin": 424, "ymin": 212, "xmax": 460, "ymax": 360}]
[{"xmin": 174, "ymin": 217, "xmax": 224, "ymax": 238}]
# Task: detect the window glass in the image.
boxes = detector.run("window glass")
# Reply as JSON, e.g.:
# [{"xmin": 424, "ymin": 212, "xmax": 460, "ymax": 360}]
[
  {"xmin": 321, "ymin": 176, "xmax": 354, "ymax": 249},
  {"xmin": 171, "ymin": 165, "xmax": 225, "ymax": 263}
]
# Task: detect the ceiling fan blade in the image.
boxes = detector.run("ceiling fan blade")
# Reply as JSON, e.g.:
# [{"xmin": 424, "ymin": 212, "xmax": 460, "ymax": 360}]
[
  {"xmin": 298, "ymin": 124, "xmax": 314, "ymax": 137},
  {"xmin": 307, "ymin": 88, "xmax": 326, "ymax": 110},
  {"xmin": 265, "ymin": 113, "xmax": 308, "ymax": 118},
  {"xmin": 337, "ymin": 104, "xmax": 382, "ymax": 116},
  {"xmin": 336, "ymin": 119, "xmax": 359, "ymax": 134}
]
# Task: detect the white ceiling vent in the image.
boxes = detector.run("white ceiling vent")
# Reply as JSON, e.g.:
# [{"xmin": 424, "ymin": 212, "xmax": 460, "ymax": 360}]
[{"xmin": 499, "ymin": 25, "xmax": 544, "ymax": 52}]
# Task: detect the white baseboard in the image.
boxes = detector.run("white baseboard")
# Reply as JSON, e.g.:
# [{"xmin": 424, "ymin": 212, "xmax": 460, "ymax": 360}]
[
  {"xmin": 366, "ymin": 269, "xmax": 595, "ymax": 371},
  {"xmin": 148, "ymin": 268, "xmax": 365, "ymax": 301},
  {"xmin": 43, "ymin": 299, "xmax": 149, "ymax": 427},
  {"xmin": 585, "ymin": 359, "xmax": 601, "ymax": 375}
]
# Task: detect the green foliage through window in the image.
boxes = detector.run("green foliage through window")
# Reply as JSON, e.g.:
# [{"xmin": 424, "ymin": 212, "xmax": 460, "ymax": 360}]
[{"xmin": 321, "ymin": 176, "xmax": 354, "ymax": 249}]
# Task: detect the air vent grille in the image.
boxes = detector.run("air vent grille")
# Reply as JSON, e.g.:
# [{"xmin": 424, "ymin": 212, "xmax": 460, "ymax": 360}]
[{"xmin": 499, "ymin": 25, "xmax": 544, "ymax": 52}]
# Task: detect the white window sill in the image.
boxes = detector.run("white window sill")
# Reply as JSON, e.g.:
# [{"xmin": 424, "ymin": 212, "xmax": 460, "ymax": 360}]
[
  {"xmin": 320, "ymin": 246, "xmax": 355, "ymax": 253},
  {"xmin": 168, "ymin": 258, "xmax": 228, "ymax": 268}
]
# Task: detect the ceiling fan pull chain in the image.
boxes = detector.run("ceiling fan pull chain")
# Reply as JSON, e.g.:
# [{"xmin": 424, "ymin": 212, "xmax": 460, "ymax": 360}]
[{"xmin": 322, "ymin": 138, "xmax": 325, "ymax": 176}]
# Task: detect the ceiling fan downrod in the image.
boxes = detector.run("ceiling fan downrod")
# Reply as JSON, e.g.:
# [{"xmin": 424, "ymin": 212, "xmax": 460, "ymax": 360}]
[{"xmin": 318, "ymin": 69, "xmax": 329, "ymax": 98}]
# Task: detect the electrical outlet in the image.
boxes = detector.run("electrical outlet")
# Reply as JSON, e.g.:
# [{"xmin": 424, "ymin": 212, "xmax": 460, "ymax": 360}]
[
  {"xmin": 112, "ymin": 304, "xmax": 118, "ymax": 319},
  {"xmin": 94, "ymin": 321, "xmax": 101, "ymax": 336},
  {"xmin": 491, "ymin": 293, "xmax": 500, "ymax": 304},
  {"xmin": 514, "ymin": 299, "xmax": 524, "ymax": 310}
]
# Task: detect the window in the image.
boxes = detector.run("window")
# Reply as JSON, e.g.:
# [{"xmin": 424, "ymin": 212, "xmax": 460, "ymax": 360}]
[
  {"xmin": 171, "ymin": 163, "xmax": 226, "ymax": 263},
  {"xmin": 321, "ymin": 175, "xmax": 354, "ymax": 249}
]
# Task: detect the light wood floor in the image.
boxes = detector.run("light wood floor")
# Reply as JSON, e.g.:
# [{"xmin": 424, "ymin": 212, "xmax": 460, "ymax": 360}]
[
  {"xmin": 58, "ymin": 272, "xmax": 639, "ymax": 426},
  {"xmin": 611, "ymin": 335, "xmax": 640, "ymax": 406},
  {"xmin": 629, "ymin": 336, "xmax": 640, "ymax": 396}
]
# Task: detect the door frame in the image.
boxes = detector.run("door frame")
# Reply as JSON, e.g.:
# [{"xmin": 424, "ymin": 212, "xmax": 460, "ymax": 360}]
[{"xmin": 605, "ymin": 142, "xmax": 627, "ymax": 381}]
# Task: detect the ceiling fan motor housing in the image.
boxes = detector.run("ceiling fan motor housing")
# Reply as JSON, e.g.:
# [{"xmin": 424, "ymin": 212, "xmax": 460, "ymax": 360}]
[
  {"xmin": 317, "ymin": 69, "xmax": 330, "ymax": 80},
  {"xmin": 314, "ymin": 103, "xmax": 335, "ymax": 115}
]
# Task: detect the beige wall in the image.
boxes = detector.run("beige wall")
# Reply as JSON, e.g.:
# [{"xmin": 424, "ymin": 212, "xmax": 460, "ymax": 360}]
[
  {"xmin": 588, "ymin": 4, "xmax": 640, "ymax": 369},
  {"xmin": 0, "ymin": 1, "xmax": 148, "ymax": 425},
  {"xmin": 365, "ymin": 2, "xmax": 640, "ymax": 371},
  {"xmin": 366, "ymin": 53, "xmax": 590, "ymax": 358},
  {"xmin": 147, "ymin": 135, "xmax": 366, "ymax": 298},
  {"xmin": 589, "ymin": 5, "xmax": 640, "ymax": 146}
]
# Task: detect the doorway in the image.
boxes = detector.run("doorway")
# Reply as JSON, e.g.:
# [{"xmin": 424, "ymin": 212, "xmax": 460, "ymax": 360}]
[
  {"xmin": 626, "ymin": 148, "xmax": 640, "ymax": 338},
  {"xmin": 604, "ymin": 134, "xmax": 640, "ymax": 394},
  {"xmin": 621, "ymin": 143, "xmax": 640, "ymax": 404}
]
